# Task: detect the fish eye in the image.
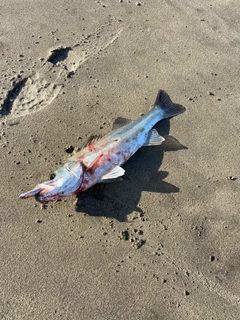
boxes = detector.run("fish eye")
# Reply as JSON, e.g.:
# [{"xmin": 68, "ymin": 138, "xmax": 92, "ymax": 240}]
[{"xmin": 49, "ymin": 173, "xmax": 56, "ymax": 180}]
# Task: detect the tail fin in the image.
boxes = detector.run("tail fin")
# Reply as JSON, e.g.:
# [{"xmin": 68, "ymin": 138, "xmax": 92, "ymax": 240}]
[{"xmin": 154, "ymin": 90, "xmax": 186, "ymax": 119}]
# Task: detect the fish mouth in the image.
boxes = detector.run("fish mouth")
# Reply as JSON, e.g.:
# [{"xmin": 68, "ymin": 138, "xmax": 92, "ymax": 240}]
[
  {"xmin": 19, "ymin": 188, "xmax": 41, "ymax": 199},
  {"xmin": 19, "ymin": 184, "xmax": 64, "ymax": 204},
  {"xmin": 19, "ymin": 185, "xmax": 56, "ymax": 203},
  {"xmin": 34, "ymin": 192, "xmax": 61, "ymax": 203}
]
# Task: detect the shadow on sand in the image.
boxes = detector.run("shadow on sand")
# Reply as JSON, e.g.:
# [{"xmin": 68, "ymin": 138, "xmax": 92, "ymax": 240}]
[{"xmin": 75, "ymin": 118, "xmax": 187, "ymax": 221}]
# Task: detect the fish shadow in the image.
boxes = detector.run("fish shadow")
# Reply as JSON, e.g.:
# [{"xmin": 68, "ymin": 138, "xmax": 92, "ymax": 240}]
[{"xmin": 75, "ymin": 119, "xmax": 187, "ymax": 222}]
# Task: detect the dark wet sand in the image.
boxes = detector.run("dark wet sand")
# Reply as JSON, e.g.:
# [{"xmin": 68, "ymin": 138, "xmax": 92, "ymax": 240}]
[{"xmin": 1, "ymin": 1, "xmax": 240, "ymax": 319}]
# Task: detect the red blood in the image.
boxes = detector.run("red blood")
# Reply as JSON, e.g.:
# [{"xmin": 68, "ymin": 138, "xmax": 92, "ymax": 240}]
[
  {"xmin": 87, "ymin": 144, "xmax": 95, "ymax": 152},
  {"xmin": 74, "ymin": 178, "xmax": 88, "ymax": 194}
]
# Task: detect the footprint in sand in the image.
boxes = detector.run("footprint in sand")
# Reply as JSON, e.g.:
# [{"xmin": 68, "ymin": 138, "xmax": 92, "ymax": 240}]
[
  {"xmin": 1, "ymin": 24, "xmax": 122, "ymax": 120},
  {"xmin": 9, "ymin": 73, "xmax": 62, "ymax": 117}
]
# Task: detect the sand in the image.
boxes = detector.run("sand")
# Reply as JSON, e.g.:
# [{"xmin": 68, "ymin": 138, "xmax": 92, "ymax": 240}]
[{"xmin": 1, "ymin": 0, "xmax": 240, "ymax": 319}]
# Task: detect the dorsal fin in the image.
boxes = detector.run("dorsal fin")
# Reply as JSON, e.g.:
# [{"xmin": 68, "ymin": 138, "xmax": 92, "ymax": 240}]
[
  {"xmin": 112, "ymin": 117, "xmax": 132, "ymax": 130},
  {"xmin": 87, "ymin": 135, "xmax": 102, "ymax": 146},
  {"xmin": 81, "ymin": 135, "xmax": 102, "ymax": 149},
  {"xmin": 68, "ymin": 135, "xmax": 102, "ymax": 161}
]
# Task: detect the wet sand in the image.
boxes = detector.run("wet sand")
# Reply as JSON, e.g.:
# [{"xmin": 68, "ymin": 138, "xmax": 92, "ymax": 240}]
[{"xmin": 1, "ymin": 1, "xmax": 240, "ymax": 319}]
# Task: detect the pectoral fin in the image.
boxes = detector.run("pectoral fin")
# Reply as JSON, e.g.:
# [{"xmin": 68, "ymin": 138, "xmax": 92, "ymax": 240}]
[
  {"xmin": 100, "ymin": 166, "xmax": 125, "ymax": 182},
  {"xmin": 84, "ymin": 154, "xmax": 104, "ymax": 172},
  {"xmin": 144, "ymin": 129, "xmax": 165, "ymax": 146}
]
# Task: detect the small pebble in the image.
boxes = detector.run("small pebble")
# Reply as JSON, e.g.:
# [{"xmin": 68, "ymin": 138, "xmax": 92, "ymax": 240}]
[
  {"xmin": 227, "ymin": 176, "xmax": 237, "ymax": 181},
  {"xmin": 64, "ymin": 145, "xmax": 74, "ymax": 153},
  {"xmin": 121, "ymin": 230, "xmax": 129, "ymax": 240},
  {"xmin": 210, "ymin": 255, "xmax": 215, "ymax": 262}
]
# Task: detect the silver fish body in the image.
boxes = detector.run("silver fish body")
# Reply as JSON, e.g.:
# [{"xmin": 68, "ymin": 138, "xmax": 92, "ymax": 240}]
[{"xmin": 19, "ymin": 90, "xmax": 185, "ymax": 203}]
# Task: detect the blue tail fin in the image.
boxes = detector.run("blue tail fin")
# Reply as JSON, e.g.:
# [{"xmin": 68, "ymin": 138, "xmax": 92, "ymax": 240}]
[{"xmin": 154, "ymin": 90, "xmax": 185, "ymax": 119}]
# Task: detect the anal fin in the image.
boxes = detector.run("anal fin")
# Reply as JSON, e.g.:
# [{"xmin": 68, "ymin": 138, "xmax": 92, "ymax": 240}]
[{"xmin": 144, "ymin": 129, "xmax": 165, "ymax": 146}]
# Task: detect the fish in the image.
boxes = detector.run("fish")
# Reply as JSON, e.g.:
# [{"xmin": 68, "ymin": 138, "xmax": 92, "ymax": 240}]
[{"xmin": 19, "ymin": 90, "xmax": 185, "ymax": 203}]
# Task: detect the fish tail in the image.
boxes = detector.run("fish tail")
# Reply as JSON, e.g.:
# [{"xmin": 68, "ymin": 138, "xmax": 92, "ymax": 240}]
[{"xmin": 154, "ymin": 90, "xmax": 186, "ymax": 119}]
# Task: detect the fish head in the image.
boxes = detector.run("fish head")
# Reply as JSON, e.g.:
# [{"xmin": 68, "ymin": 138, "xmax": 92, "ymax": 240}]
[{"xmin": 19, "ymin": 161, "xmax": 84, "ymax": 203}]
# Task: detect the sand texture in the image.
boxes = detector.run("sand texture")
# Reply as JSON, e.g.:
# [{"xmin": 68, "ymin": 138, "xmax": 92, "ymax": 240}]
[{"xmin": 1, "ymin": 0, "xmax": 240, "ymax": 319}]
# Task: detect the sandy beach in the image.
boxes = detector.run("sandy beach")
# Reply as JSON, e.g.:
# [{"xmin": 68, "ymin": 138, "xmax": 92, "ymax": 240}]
[{"xmin": 1, "ymin": 0, "xmax": 240, "ymax": 319}]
